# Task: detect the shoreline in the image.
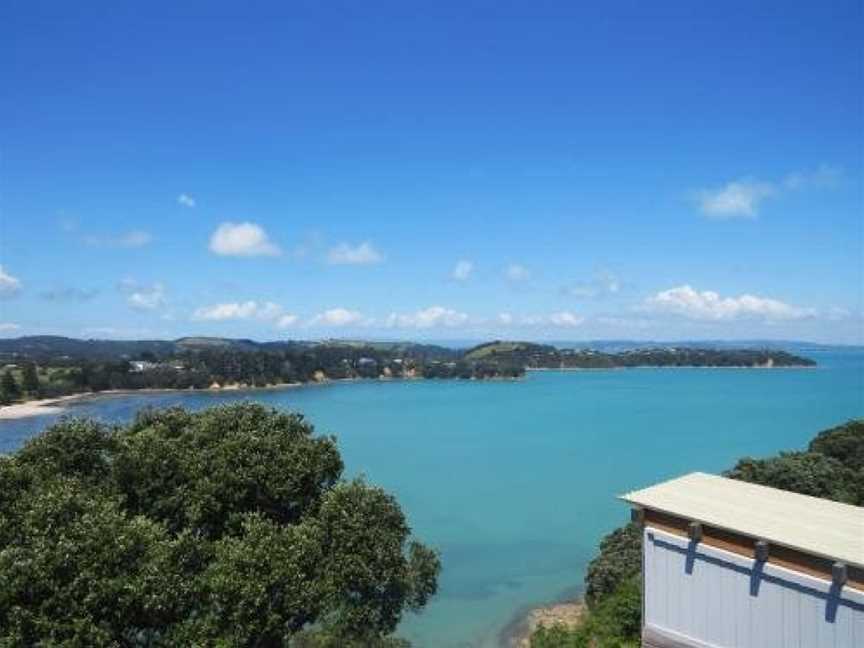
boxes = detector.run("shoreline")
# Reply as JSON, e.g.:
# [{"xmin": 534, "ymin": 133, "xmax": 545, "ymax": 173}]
[
  {"xmin": 499, "ymin": 598, "xmax": 587, "ymax": 647},
  {"xmin": 0, "ymin": 382, "xmax": 307, "ymax": 421},
  {"xmin": 526, "ymin": 364, "xmax": 815, "ymax": 371},
  {"xmin": 0, "ymin": 363, "xmax": 815, "ymax": 421}
]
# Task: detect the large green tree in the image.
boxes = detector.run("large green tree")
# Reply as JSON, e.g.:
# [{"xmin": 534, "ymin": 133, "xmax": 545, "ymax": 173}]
[
  {"xmin": 0, "ymin": 369, "xmax": 20, "ymax": 404},
  {"xmin": 0, "ymin": 403, "xmax": 440, "ymax": 646},
  {"xmin": 20, "ymin": 361, "xmax": 41, "ymax": 396}
]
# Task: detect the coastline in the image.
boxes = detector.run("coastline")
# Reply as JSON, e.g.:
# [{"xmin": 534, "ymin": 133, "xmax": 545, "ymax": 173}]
[
  {"xmin": 526, "ymin": 364, "xmax": 816, "ymax": 371},
  {"xmin": 0, "ymin": 382, "xmax": 303, "ymax": 421},
  {"xmin": 0, "ymin": 363, "xmax": 813, "ymax": 421},
  {"xmin": 500, "ymin": 598, "xmax": 586, "ymax": 647}
]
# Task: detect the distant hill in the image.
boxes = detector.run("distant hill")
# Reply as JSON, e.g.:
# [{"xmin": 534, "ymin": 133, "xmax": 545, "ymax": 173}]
[
  {"xmin": 0, "ymin": 336, "xmax": 457, "ymax": 363},
  {"xmin": 462, "ymin": 340, "xmax": 816, "ymax": 369}
]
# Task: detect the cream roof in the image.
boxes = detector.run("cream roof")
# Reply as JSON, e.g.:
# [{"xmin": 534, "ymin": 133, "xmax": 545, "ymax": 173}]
[{"xmin": 621, "ymin": 472, "xmax": 864, "ymax": 568}]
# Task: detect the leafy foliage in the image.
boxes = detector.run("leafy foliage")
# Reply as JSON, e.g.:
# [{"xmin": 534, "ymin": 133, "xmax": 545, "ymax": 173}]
[
  {"xmin": 725, "ymin": 451, "xmax": 862, "ymax": 505},
  {"xmin": 0, "ymin": 403, "xmax": 440, "ymax": 646},
  {"xmin": 808, "ymin": 419, "xmax": 864, "ymax": 472},
  {"xmin": 584, "ymin": 522, "xmax": 641, "ymax": 606},
  {"xmin": 0, "ymin": 369, "xmax": 19, "ymax": 404},
  {"xmin": 531, "ymin": 577, "xmax": 641, "ymax": 648}
]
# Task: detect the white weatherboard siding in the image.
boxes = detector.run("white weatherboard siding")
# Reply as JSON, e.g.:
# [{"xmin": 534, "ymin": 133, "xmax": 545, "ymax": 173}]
[{"xmin": 643, "ymin": 528, "xmax": 864, "ymax": 648}]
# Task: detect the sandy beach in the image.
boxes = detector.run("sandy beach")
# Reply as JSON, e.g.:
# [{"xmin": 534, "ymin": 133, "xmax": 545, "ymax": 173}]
[{"xmin": 0, "ymin": 394, "xmax": 90, "ymax": 420}]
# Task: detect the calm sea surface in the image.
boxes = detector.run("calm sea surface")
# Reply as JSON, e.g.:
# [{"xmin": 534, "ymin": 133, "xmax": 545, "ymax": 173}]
[{"xmin": 2, "ymin": 351, "xmax": 862, "ymax": 647}]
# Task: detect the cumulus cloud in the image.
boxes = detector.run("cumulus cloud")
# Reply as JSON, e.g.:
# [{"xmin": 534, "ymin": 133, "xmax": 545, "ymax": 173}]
[
  {"xmin": 505, "ymin": 263, "xmax": 531, "ymax": 282},
  {"xmin": 85, "ymin": 230, "xmax": 153, "ymax": 248},
  {"xmin": 547, "ymin": 311, "xmax": 586, "ymax": 327},
  {"xmin": 491, "ymin": 311, "xmax": 584, "ymax": 328},
  {"xmin": 695, "ymin": 165, "xmax": 841, "ymax": 219},
  {"xmin": 192, "ymin": 300, "xmax": 282, "ymax": 322},
  {"xmin": 209, "ymin": 222, "xmax": 281, "ymax": 257},
  {"xmin": 177, "ymin": 193, "xmax": 196, "ymax": 208},
  {"xmin": 697, "ymin": 180, "xmax": 775, "ymax": 218},
  {"xmin": 645, "ymin": 285, "xmax": 814, "ymax": 321},
  {"xmin": 118, "ymin": 279, "xmax": 166, "ymax": 311},
  {"xmin": 309, "ymin": 308, "xmax": 366, "ymax": 327},
  {"xmin": 277, "ymin": 314, "xmax": 299, "ymax": 329},
  {"xmin": 386, "ymin": 306, "xmax": 470, "ymax": 329},
  {"xmin": 0, "ymin": 266, "xmax": 21, "ymax": 298},
  {"xmin": 326, "ymin": 242, "xmax": 384, "ymax": 265},
  {"xmin": 451, "ymin": 260, "xmax": 474, "ymax": 281},
  {"xmin": 0, "ymin": 322, "xmax": 20, "ymax": 334}
]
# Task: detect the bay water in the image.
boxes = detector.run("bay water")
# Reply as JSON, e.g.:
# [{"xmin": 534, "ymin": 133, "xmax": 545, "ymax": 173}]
[{"xmin": 1, "ymin": 350, "xmax": 862, "ymax": 647}]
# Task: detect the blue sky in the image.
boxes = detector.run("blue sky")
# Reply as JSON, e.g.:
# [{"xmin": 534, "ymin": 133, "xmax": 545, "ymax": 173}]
[{"xmin": 1, "ymin": 1, "xmax": 861, "ymax": 343}]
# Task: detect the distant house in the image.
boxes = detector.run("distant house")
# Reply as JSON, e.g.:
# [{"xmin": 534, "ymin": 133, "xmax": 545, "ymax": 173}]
[
  {"xmin": 128, "ymin": 360, "xmax": 158, "ymax": 373},
  {"xmin": 622, "ymin": 472, "xmax": 863, "ymax": 647}
]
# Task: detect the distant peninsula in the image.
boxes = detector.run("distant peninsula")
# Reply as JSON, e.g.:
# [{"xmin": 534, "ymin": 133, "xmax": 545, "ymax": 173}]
[{"xmin": 0, "ymin": 336, "xmax": 816, "ymax": 408}]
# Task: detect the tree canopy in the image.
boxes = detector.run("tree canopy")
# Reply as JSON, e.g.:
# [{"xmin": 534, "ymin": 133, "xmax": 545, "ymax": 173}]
[{"xmin": 0, "ymin": 403, "xmax": 440, "ymax": 646}]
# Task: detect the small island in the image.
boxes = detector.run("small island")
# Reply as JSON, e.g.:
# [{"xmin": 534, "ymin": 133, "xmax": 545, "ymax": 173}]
[{"xmin": 0, "ymin": 336, "xmax": 815, "ymax": 409}]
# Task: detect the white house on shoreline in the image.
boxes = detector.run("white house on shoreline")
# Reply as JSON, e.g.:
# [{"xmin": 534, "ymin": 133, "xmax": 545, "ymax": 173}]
[{"xmin": 622, "ymin": 472, "xmax": 864, "ymax": 648}]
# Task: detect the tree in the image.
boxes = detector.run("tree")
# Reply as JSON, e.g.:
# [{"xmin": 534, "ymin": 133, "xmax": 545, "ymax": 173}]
[
  {"xmin": 0, "ymin": 370, "xmax": 20, "ymax": 404},
  {"xmin": 584, "ymin": 522, "xmax": 641, "ymax": 606},
  {"xmin": 808, "ymin": 419, "xmax": 864, "ymax": 472},
  {"xmin": 20, "ymin": 362, "xmax": 40, "ymax": 396},
  {"xmin": 725, "ymin": 451, "xmax": 862, "ymax": 505},
  {"xmin": 0, "ymin": 403, "xmax": 440, "ymax": 646}
]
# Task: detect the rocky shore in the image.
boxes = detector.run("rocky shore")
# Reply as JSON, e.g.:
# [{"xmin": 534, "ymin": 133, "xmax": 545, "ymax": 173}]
[{"xmin": 503, "ymin": 599, "xmax": 586, "ymax": 647}]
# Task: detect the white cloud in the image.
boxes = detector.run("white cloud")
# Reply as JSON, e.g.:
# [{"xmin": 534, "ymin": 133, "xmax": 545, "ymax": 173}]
[
  {"xmin": 0, "ymin": 266, "xmax": 21, "ymax": 298},
  {"xmin": 645, "ymin": 285, "xmax": 814, "ymax": 321},
  {"xmin": 497, "ymin": 312, "xmax": 514, "ymax": 326},
  {"xmin": 309, "ymin": 308, "xmax": 366, "ymax": 327},
  {"xmin": 85, "ymin": 230, "xmax": 153, "ymax": 248},
  {"xmin": 386, "ymin": 306, "xmax": 470, "ymax": 329},
  {"xmin": 277, "ymin": 314, "xmax": 299, "ymax": 329},
  {"xmin": 118, "ymin": 279, "xmax": 166, "ymax": 311},
  {"xmin": 451, "ymin": 260, "xmax": 474, "ymax": 281},
  {"xmin": 326, "ymin": 242, "xmax": 384, "ymax": 265},
  {"xmin": 177, "ymin": 193, "xmax": 196, "ymax": 208},
  {"xmin": 192, "ymin": 300, "xmax": 285, "ymax": 322},
  {"xmin": 698, "ymin": 179, "xmax": 775, "ymax": 218},
  {"xmin": 209, "ymin": 222, "xmax": 281, "ymax": 257},
  {"xmin": 782, "ymin": 164, "xmax": 841, "ymax": 191},
  {"xmin": 0, "ymin": 322, "xmax": 20, "ymax": 334},
  {"xmin": 127, "ymin": 283, "xmax": 165, "ymax": 311},
  {"xmin": 505, "ymin": 263, "xmax": 531, "ymax": 282},
  {"xmin": 489, "ymin": 311, "xmax": 584, "ymax": 329},
  {"xmin": 563, "ymin": 270, "xmax": 621, "ymax": 298},
  {"xmin": 696, "ymin": 166, "xmax": 841, "ymax": 219},
  {"xmin": 547, "ymin": 311, "xmax": 586, "ymax": 327}
]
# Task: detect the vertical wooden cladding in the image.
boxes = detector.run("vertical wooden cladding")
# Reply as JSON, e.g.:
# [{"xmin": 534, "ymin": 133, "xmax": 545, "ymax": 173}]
[{"xmin": 642, "ymin": 508, "xmax": 864, "ymax": 592}]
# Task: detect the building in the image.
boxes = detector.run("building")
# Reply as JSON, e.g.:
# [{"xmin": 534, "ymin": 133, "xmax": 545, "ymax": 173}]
[{"xmin": 621, "ymin": 472, "xmax": 864, "ymax": 648}]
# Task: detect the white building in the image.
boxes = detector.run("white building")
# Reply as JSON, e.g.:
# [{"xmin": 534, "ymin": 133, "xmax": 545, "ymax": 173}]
[{"xmin": 622, "ymin": 472, "xmax": 864, "ymax": 648}]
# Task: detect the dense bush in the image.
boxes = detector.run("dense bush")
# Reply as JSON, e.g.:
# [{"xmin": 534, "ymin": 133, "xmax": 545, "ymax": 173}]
[
  {"xmin": 0, "ymin": 403, "xmax": 440, "ymax": 646},
  {"xmin": 583, "ymin": 522, "xmax": 641, "ymax": 606},
  {"xmin": 808, "ymin": 419, "xmax": 864, "ymax": 472}
]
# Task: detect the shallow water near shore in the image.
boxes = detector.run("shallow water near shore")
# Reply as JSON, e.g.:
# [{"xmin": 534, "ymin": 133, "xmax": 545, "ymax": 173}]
[{"xmin": 1, "ymin": 351, "xmax": 862, "ymax": 647}]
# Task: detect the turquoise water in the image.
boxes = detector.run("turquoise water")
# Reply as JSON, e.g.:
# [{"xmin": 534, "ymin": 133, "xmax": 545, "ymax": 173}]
[{"xmin": 1, "ymin": 351, "xmax": 862, "ymax": 647}]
